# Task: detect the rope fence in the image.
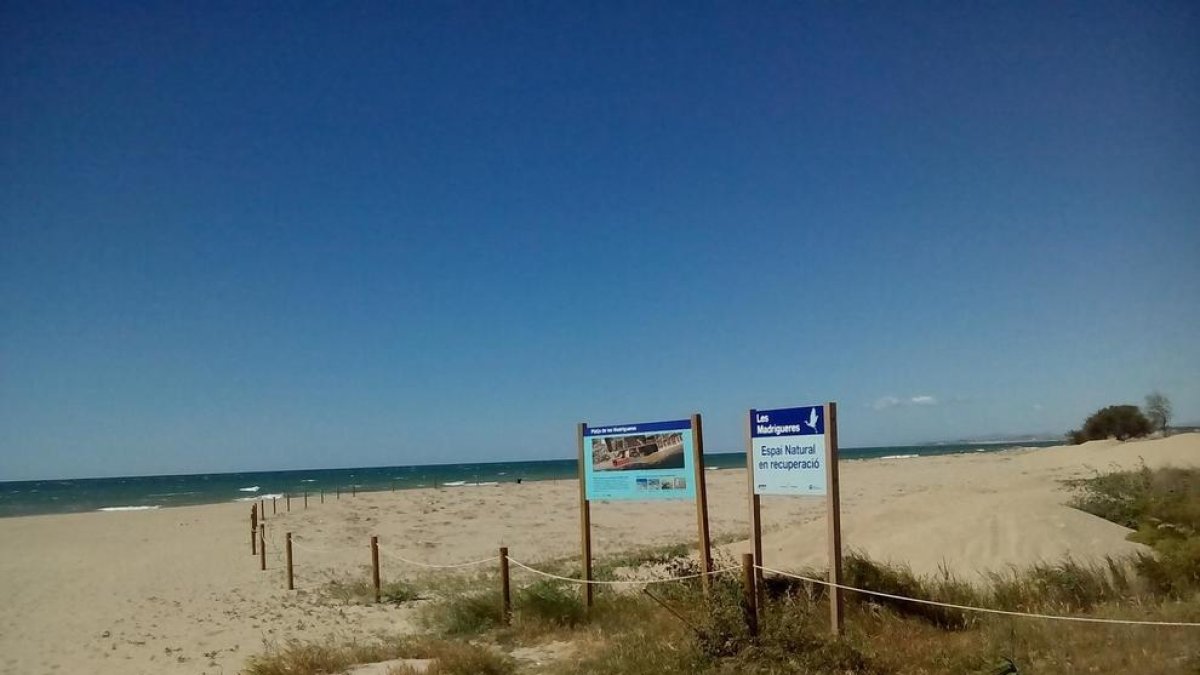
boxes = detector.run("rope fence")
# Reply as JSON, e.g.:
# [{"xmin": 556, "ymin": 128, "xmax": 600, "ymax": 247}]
[
  {"xmin": 508, "ymin": 556, "xmax": 738, "ymax": 586},
  {"xmin": 377, "ymin": 545, "xmax": 498, "ymax": 570},
  {"xmin": 755, "ymin": 564, "xmax": 1200, "ymax": 628},
  {"xmin": 245, "ymin": 496, "xmax": 1200, "ymax": 632}
]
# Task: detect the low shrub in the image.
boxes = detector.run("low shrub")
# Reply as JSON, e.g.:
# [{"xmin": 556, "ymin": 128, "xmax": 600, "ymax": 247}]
[{"xmin": 513, "ymin": 580, "xmax": 587, "ymax": 629}]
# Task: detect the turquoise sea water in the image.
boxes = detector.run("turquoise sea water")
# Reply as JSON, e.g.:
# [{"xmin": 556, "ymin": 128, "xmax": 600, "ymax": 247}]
[{"xmin": 0, "ymin": 442, "xmax": 1060, "ymax": 518}]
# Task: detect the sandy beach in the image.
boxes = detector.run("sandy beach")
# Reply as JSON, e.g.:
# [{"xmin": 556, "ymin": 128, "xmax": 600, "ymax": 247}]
[{"xmin": 1, "ymin": 433, "xmax": 1196, "ymax": 675}]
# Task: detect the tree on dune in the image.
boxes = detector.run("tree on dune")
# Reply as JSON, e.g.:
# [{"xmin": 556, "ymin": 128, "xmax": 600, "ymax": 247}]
[
  {"xmin": 1067, "ymin": 405, "xmax": 1153, "ymax": 444},
  {"xmin": 1144, "ymin": 392, "xmax": 1172, "ymax": 436}
]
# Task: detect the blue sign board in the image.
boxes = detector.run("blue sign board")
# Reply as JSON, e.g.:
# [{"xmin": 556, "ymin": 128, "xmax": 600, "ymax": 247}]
[
  {"xmin": 750, "ymin": 405, "xmax": 827, "ymax": 495},
  {"xmin": 583, "ymin": 418, "xmax": 696, "ymax": 501}
]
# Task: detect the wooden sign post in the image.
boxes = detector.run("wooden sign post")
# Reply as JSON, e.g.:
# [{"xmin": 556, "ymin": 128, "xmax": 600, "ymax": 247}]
[
  {"xmin": 578, "ymin": 414, "xmax": 713, "ymax": 604},
  {"xmin": 691, "ymin": 413, "xmax": 714, "ymax": 592},
  {"xmin": 577, "ymin": 423, "xmax": 594, "ymax": 608},
  {"xmin": 825, "ymin": 402, "xmax": 844, "ymax": 633},
  {"xmin": 746, "ymin": 401, "xmax": 843, "ymax": 635},
  {"xmin": 744, "ymin": 414, "xmax": 764, "ymax": 611}
]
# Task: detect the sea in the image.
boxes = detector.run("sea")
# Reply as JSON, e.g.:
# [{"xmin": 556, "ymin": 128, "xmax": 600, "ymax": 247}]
[{"xmin": 0, "ymin": 442, "xmax": 1060, "ymax": 518}]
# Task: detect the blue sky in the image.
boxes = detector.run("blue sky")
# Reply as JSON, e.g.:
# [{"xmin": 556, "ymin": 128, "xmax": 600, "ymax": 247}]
[{"xmin": 2, "ymin": 1, "xmax": 1197, "ymax": 480}]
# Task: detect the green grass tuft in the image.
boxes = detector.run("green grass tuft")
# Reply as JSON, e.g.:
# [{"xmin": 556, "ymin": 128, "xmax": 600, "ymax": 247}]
[
  {"xmin": 514, "ymin": 580, "xmax": 587, "ymax": 629},
  {"xmin": 243, "ymin": 636, "xmax": 514, "ymax": 675}
]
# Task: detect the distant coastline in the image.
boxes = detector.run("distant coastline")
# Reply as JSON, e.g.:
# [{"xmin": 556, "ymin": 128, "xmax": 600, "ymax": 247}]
[{"xmin": 0, "ymin": 441, "xmax": 1061, "ymax": 518}]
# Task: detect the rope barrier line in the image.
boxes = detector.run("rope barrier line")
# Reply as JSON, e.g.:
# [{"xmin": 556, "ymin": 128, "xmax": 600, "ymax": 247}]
[
  {"xmin": 376, "ymin": 547, "xmax": 499, "ymax": 566},
  {"xmin": 248, "ymin": 504, "xmax": 1197, "ymax": 629},
  {"xmin": 756, "ymin": 565, "xmax": 1200, "ymax": 628},
  {"xmin": 508, "ymin": 557, "xmax": 739, "ymax": 586}
]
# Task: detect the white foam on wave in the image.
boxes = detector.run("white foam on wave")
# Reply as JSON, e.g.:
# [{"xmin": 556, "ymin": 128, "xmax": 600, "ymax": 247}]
[
  {"xmin": 239, "ymin": 486, "xmax": 260, "ymax": 492},
  {"xmin": 301, "ymin": 479, "xmax": 316, "ymax": 483},
  {"xmin": 444, "ymin": 480, "xmax": 499, "ymax": 487},
  {"xmin": 235, "ymin": 493, "xmax": 283, "ymax": 502},
  {"xmin": 879, "ymin": 454, "xmax": 920, "ymax": 460},
  {"xmin": 98, "ymin": 505, "xmax": 161, "ymax": 512},
  {"xmin": 442, "ymin": 481, "xmax": 466, "ymax": 487}
]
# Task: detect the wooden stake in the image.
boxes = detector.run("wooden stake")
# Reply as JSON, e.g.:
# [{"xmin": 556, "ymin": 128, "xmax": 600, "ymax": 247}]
[
  {"xmin": 272, "ymin": 497, "xmax": 277, "ymax": 514},
  {"xmin": 371, "ymin": 536, "xmax": 381, "ymax": 603},
  {"xmin": 250, "ymin": 505, "xmax": 258, "ymax": 555},
  {"xmin": 742, "ymin": 553, "xmax": 759, "ymax": 637},
  {"xmin": 352, "ymin": 484, "xmax": 356, "ymax": 497},
  {"xmin": 286, "ymin": 532, "xmax": 294, "ymax": 590},
  {"xmin": 286, "ymin": 493, "xmax": 291, "ymax": 512},
  {"xmin": 321, "ymin": 489, "xmax": 325, "ymax": 504},
  {"xmin": 259, "ymin": 524, "xmax": 266, "ymax": 571},
  {"xmin": 746, "ymin": 410, "xmax": 764, "ymax": 612},
  {"xmin": 577, "ymin": 422, "xmax": 594, "ymax": 608},
  {"xmin": 500, "ymin": 546, "xmax": 511, "ymax": 625},
  {"xmin": 691, "ymin": 413, "xmax": 714, "ymax": 596},
  {"xmin": 304, "ymin": 491, "xmax": 308, "ymax": 509},
  {"xmin": 825, "ymin": 401, "xmax": 844, "ymax": 636}
]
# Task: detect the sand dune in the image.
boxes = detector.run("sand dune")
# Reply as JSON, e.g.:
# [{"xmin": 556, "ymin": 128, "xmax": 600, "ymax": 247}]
[
  {"xmin": 0, "ymin": 434, "xmax": 1195, "ymax": 674},
  {"xmin": 737, "ymin": 435, "xmax": 1200, "ymax": 578}
]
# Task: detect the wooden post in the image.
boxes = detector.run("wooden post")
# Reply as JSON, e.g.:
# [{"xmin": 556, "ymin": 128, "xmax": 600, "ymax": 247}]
[
  {"xmin": 499, "ymin": 546, "xmax": 512, "ymax": 625},
  {"xmin": 286, "ymin": 493, "xmax": 291, "ymax": 512},
  {"xmin": 825, "ymin": 402, "xmax": 844, "ymax": 636},
  {"xmin": 746, "ymin": 410, "xmax": 764, "ymax": 612},
  {"xmin": 691, "ymin": 413, "xmax": 714, "ymax": 596},
  {"xmin": 259, "ymin": 524, "xmax": 266, "ymax": 571},
  {"xmin": 352, "ymin": 484, "xmax": 356, "ymax": 497},
  {"xmin": 286, "ymin": 532, "xmax": 294, "ymax": 590},
  {"xmin": 321, "ymin": 489, "xmax": 324, "ymax": 504},
  {"xmin": 250, "ymin": 505, "xmax": 258, "ymax": 555},
  {"xmin": 272, "ymin": 497, "xmax": 277, "ymax": 514},
  {"xmin": 371, "ymin": 535, "xmax": 381, "ymax": 603},
  {"xmin": 742, "ymin": 553, "xmax": 759, "ymax": 637},
  {"xmin": 577, "ymin": 422, "xmax": 594, "ymax": 608},
  {"xmin": 259, "ymin": 499, "xmax": 264, "ymax": 520},
  {"xmin": 304, "ymin": 491, "xmax": 308, "ymax": 509}
]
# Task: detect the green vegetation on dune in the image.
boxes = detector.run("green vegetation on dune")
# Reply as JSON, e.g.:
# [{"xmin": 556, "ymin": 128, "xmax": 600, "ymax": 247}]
[
  {"xmin": 245, "ymin": 466, "xmax": 1200, "ymax": 674},
  {"xmin": 1068, "ymin": 465, "xmax": 1200, "ymax": 598},
  {"xmin": 242, "ymin": 636, "xmax": 515, "ymax": 675},
  {"xmin": 1066, "ymin": 392, "xmax": 1178, "ymax": 444}
]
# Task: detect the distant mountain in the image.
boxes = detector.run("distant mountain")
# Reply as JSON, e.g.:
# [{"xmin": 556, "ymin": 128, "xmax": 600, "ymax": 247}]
[{"xmin": 919, "ymin": 432, "xmax": 1063, "ymax": 447}]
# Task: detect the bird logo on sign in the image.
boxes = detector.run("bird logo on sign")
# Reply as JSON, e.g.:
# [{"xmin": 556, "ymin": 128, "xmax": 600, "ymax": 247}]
[{"xmin": 805, "ymin": 407, "xmax": 819, "ymax": 432}]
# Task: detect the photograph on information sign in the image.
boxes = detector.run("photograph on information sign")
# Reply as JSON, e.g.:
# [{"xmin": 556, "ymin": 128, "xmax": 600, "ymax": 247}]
[{"xmin": 591, "ymin": 432, "xmax": 686, "ymax": 472}]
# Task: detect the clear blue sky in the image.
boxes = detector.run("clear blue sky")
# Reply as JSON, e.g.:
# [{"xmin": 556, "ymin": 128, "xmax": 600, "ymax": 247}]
[{"xmin": 2, "ymin": 1, "xmax": 1197, "ymax": 480}]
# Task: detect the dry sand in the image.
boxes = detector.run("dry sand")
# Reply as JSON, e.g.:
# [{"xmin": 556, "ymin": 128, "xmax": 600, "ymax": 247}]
[{"xmin": 0, "ymin": 433, "xmax": 1196, "ymax": 674}]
